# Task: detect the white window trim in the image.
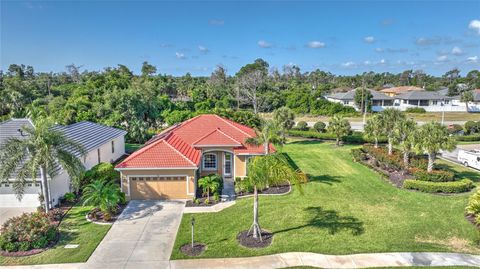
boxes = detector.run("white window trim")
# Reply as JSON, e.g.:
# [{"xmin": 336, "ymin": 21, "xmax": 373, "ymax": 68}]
[{"xmin": 202, "ymin": 153, "xmax": 218, "ymax": 171}]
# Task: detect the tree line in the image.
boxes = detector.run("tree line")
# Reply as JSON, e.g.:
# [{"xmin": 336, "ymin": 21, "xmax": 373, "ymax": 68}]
[{"xmin": 1, "ymin": 60, "xmax": 479, "ymax": 143}]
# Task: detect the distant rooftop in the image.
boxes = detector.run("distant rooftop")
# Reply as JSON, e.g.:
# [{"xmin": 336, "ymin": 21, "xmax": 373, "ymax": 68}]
[
  {"xmin": 380, "ymin": 86, "xmax": 424, "ymax": 94},
  {"xmin": 327, "ymin": 88, "xmax": 393, "ymax": 101}
]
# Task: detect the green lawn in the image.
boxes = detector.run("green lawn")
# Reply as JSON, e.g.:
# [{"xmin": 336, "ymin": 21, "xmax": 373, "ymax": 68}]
[
  {"xmin": 125, "ymin": 143, "xmax": 143, "ymax": 154},
  {"xmin": 171, "ymin": 141, "xmax": 480, "ymax": 259},
  {"xmin": 0, "ymin": 206, "xmax": 110, "ymax": 265}
]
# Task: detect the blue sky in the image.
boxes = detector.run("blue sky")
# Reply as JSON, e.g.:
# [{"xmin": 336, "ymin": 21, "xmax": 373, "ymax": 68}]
[{"xmin": 1, "ymin": 0, "xmax": 479, "ymax": 76}]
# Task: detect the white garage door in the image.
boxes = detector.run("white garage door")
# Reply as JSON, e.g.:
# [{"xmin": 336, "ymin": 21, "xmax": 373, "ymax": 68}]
[{"xmin": 0, "ymin": 183, "xmax": 41, "ymax": 207}]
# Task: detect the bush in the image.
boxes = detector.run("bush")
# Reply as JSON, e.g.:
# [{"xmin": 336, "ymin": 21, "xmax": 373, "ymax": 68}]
[
  {"xmin": 47, "ymin": 208, "xmax": 64, "ymax": 222},
  {"xmin": 412, "ymin": 169, "xmax": 455, "ymax": 182},
  {"xmin": 0, "ymin": 212, "xmax": 57, "ymax": 252},
  {"xmin": 448, "ymin": 124, "xmax": 463, "ymax": 135},
  {"xmin": 288, "ymin": 130, "xmax": 387, "ymax": 144},
  {"xmin": 403, "ymin": 179, "xmax": 474, "ymax": 193},
  {"xmin": 405, "ymin": 107, "xmax": 426, "ymax": 113},
  {"xmin": 235, "ymin": 177, "xmax": 254, "ymax": 194},
  {"xmin": 465, "ymin": 190, "xmax": 480, "ymax": 224},
  {"xmin": 313, "ymin": 121, "xmax": 326, "ymax": 132},
  {"xmin": 63, "ymin": 192, "xmax": 76, "ymax": 203},
  {"xmin": 82, "ymin": 163, "xmax": 119, "ymax": 190},
  {"xmin": 456, "ymin": 134, "xmax": 480, "ymax": 142},
  {"xmin": 82, "ymin": 180, "xmax": 123, "ymax": 214},
  {"xmin": 464, "ymin": 121, "xmax": 480, "ymax": 135},
  {"xmin": 351, "ymin": 148, "xmax": 367, "ymax": 162},
  {"xmin": 296, "ymin": 121, "xmax": 309, "ymax": 131}
]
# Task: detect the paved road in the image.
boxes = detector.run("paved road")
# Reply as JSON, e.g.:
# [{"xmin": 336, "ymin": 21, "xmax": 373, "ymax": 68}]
[
  {"xmin": 85, "ymin": 200, "xmax": 184, "ymax": 268},
  {"xmin": 0, "ymin": 207, "xmax": 36, "ymax": 227},
  {"xmin": 441, "ymin": 143, "xmax": 480, "ymax": 170},
  {"xmin": 303, "ymin": 120, "xmax": 467, "ymax": 131}
]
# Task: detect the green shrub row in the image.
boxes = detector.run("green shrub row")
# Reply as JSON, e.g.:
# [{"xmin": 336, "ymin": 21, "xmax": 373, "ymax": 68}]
[
  {"xmin": 403, "ymin": 179, "xmax": 474, "ymax": 193},
  {"xmin": 455, "ymin": 134, "xmax": 480, "ymax": 142},
  {"xmin": 405, "ymin": 107, "xmax": 426, "ymax": 113},
  {"xmin": 412, "ymin": 169, "xmax": 455, "ymax": 182},
  {"xmin": 288, "ymin": 130, "xmax": 387, "ymax": 144}
]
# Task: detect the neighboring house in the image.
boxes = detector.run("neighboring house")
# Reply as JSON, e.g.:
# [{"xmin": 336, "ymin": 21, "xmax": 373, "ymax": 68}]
[
  {"xmin": 380, "ymin": 86, "xmax": 424, "ymax": 97},
  {"xmin": 0, "ymin": 119, "xmax": 127, "ymax": 208},
  {"xmin": 327, "ymin": 87, "xmax": 480, "ymax": 112},
  {"xmin": 115, "ymin": 114, "xmax": 274, "ymax": 200},
  {"xmin": 326, "ymin": 88, "xmax": 394, "ymax": 112}
]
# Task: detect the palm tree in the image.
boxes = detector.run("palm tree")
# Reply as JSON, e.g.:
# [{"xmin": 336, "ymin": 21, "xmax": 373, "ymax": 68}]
[
  {"xmin": 414, "ymin": 121, "xmax": 457, "ymax": 172},
  {"xmin": 461, "ymin": 91, "xmax": 474, "ymax": 112},
  {"xmin": 364, "ymin": 114, "xmax": 383, "ymax": 148},
  {"xmin": 327, "ymin": 115, "xmax": 351, "ymax": 146},
  {"xmin": 245, "ymin": 154, "xmax": 306, "ymax": 240},
  {"xmin": 379, "ymin": 108, "xmax": 406, "ymax": 155},
  {"xmin": 0, "ymin": 118, "xmax": 85, "ymax": 212},
  {"xmin": 245, "ymin": 120, "xmax": 283, "ymax": 154},
  {"xmin": 393, "ymin": 118, "xmax": 417, "ymax": 167},
  {"xmin": 198, "ymin": 175, "xmax": 221, "ymax": 200},
  {"xmin": 82, "ymin": 179, "xmax": 122, "ymax": 214}
]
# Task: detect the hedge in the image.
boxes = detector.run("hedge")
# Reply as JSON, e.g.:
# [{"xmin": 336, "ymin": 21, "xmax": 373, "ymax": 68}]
[
  {"xmin": 288, "ymin": 130, "xmax": 387, "ymax": 144},
  {"xmin": 412, "ymin": 169, "xmax": 455, "ymax": 182},
  {"xmin": 456, "ymin": 134, "xmax": 480, "ymax": 142},
  {"xmin": 403, "ymin": 179, "xmax": 474, "ymax": 193},
  {"xmin": 405, "ymin": 107, "xmax": 426, "ymax": 113}
]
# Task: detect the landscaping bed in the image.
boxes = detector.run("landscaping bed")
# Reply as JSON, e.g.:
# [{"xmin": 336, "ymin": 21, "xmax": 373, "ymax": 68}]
[
  {"xmin": 236, "ymin": 184, "xmax": 291, "ymax": 197},
  {"xmin": 86, "ymin": 204, "xmax": 126, "ymax": 223},
  {"xmin": 186, "ymin": 197, "xmax": 221, "ymax": 207}
]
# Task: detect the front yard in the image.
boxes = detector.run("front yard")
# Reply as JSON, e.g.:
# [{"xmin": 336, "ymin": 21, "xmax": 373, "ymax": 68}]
[
  {"xmin": 172, "ymin": 141, "xmax": 480, "ymax": 259},
  {"xmin": 0, "ymin": 206, "xmax": 110, "ymax": 265}
]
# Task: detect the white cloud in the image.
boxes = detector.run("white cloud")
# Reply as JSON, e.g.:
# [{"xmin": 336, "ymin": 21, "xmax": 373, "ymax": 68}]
[
  {"xmin": 468, "ymin": 19, "xmax": 480, "ymax": 34},
  {"xmin": 175, "ymin": 52, "xmax": 186, "ymax": 59},
  {"xmin": 198, "ymin": 45, "xmax": 209, "ymax": 53},
  {"xmin": 258, "ymin": 40, "xmax": 273, "ymax": 48},
  {"xmin": 467, "ymin": 56, "xmax": 478, "ymax": 63},
  {"xmin": 364, "ymin": 36, "xmax": 375, "ymax": 43},
  {"xmin": 379, "ymin": 59, "xmax": 387, "ymax": 64},
  {"xmin": 363, "ymin": 60, "xmax": 372, "ymax": 65},
  {"xmin": 437, "ymin": 55, "xmax": 448, "ymax": 62},
  {"xmin": 341, "ymin": 61, "xmax": 356, "ymax": 68},
  {"xmin": 375, "ymin": 48, "xmax": 384, "ymax": 53},
  {"xmin": 306, "ymin": 41, "xmax": 325, "ymax": 48},
  {"xmin": 451, "ymin": 46, "xmax": 463, "ymax": 56}
]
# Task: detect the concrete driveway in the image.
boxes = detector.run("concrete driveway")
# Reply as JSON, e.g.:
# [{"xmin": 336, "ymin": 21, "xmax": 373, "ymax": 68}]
[
  {"xmin": 0, "ymin": 207, "xmax": 36, "ymax": 227},
  {"xmin": 85, "ymin": 200, "xmax": 185, "ymax": 268}
]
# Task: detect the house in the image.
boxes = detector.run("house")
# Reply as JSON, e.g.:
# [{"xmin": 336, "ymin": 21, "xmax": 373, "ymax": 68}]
[
  {"xmin": 380, "ymin": 86, "xmax": 424, "ymax": 97},
  {"xmin": 0, "ymin": 119, "xmax": 127, "ymax": 208},
  {"xmin": 326, "ymin": 88, "xmax": 395, "ymax": 112},
  {"xmin": 115, "ymin": 114, "xmax": 274, "ymax": 200}
]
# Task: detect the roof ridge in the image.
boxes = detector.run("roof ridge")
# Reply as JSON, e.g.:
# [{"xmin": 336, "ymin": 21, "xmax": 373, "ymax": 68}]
[
  {"xmin": 163, "ymin": 137, "xmax": 197, "ymax": 166},
  {"xmin": 117, "ymin": 135, "xmax": 167, "ymax": 167},
  {"xmin": 192, "ymin": 128, "xmax": 219, "ymax": 145},
  {"xmin": 213, "ymin": 114, "xmax": 252, "ymax": 137}
]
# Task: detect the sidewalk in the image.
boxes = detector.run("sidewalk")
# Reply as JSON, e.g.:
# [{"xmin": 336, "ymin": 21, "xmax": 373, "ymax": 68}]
[{"xmin": 3, "ymin": 252, "xmax": 479, "ymax": 268}]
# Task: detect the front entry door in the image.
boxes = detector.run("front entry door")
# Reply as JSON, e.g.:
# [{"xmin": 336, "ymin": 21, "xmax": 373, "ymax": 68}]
[{"xmin": 224, "ymin": 153, "xmax": 232, "ymax": 177}]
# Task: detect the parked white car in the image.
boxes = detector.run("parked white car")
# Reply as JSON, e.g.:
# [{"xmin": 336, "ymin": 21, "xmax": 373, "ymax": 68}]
[{"xmin": 458, "ymin": 149, "xmax": 480, "ymax": 170}]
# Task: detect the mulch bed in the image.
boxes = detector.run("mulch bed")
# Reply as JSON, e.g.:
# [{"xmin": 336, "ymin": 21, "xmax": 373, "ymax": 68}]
[
  {"xmin": 87, "ymin": 204, "xmax": 126, "ymax": 223},
  {"xmin": 362, "ymin": 156, "xmax": 413, "ymax": 188},
  {"xmin": 236, "ymin": 184, "xmax": 291, "ymax": 197},
  {"xmin": 237, "ymin": 230, "xmax": 273, "ymax": 248},
  {"xmin": 185, "ymin": 197, "xmax": 221, "ymax": 207},
  {"xmin": 465, "ymin": 214, "xmax": 480, "ymax": 229},
  {"xmin": 180, "ymin": 243, "xmax": 206, "ymax": 256}
]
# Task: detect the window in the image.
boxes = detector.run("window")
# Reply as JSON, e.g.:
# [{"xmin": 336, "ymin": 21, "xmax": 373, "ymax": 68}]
[
  {"xmin": 433, "ymin": 100, "xmax": 438, "ymax": 105},
  {"xmin": 97, "ymin": 148, "xmax": 101, "ymax": 164},
  {"xmin": 203, "ymin": 153, "xmax": 217, "ymax": 170},
  {"xmin": 445, "ymin": 100, "xmax": 450, "ymax": 104},
  {"xmin": 343, "ymin": 100, "xmax": 349, "ymax": 105},
  {"xmin": 111, "ymin": 141, "xmax": 115, "ymax": 153}
]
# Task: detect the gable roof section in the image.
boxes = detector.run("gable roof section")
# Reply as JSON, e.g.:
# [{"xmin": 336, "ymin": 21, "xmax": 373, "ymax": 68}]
[
  {"xmin": 116, "ymin": 114, "xmax": 274, "ymax": 169},
  {"xmin": 193, "ymin": 128, "xmax": 242, "ymax": 147},
  {"xmin": 395, "ymin": 90, "xmax": 455, "ymax": 101}
]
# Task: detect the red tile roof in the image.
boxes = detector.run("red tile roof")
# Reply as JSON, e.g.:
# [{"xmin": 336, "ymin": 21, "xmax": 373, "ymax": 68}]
[{"xmin": 116, "ymin": 114, "xmax": 274, "ymax": 169}]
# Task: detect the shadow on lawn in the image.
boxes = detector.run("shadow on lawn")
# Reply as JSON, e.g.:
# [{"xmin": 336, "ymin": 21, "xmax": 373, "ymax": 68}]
[
  {"xmin": 287, "ymin": 140, "xmax": 324, "ymax": 145},
  {"xmin": 436, "ymin": 163, "xmax": 480, "ymax": 182},
  {"xmin": 308, "ymin": 174, "xmax": 342, "ymax": 185},
  {"xmin": 274, "ymin": 206, "xmax": 364, "ymax": 236}
]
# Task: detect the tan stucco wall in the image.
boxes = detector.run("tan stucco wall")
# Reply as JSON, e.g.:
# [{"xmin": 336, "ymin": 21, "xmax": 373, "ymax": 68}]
[
  {"xmin": 234, "ymin": 155, "xmax": 247, "ymax": 178},
  {"xmin": 200, "ymin": 151, "xmax": 224, "ymax": 177}
]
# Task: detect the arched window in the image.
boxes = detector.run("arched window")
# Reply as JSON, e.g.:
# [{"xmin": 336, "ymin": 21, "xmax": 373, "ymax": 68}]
[{"xmin": 203, "ymin": 153, "xmax": 217, "ymax": 170}]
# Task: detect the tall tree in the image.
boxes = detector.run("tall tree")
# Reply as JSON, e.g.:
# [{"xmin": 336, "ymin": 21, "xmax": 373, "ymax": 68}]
[
  {"xmin": 380, "ymin": 108, "xmax": 406, "ymax": 155},
  {"xmin": 141, "ymin": 61, "xmax": 157, "ymax": 77},
  {"xmin": 273, "ymin": 107, "xmax": 295, "ymax": 140},
  {"xmin": 0, "ymin": 118, "xmax": 86, "ymax": 212},
  {"xmin": 354, "ymin": 88, "xmax": 373, "ymax": 113},
  {"xmin": 236, "ymin": 69, "xmax": 266, "ymax": 114},
  {"xmin": 393, "ymin": 118, "xmax": 417, "ymax": 167},
  {"xmin": 364, "ymin": 114, "xmax": 384, "ymax": 148},
  {"xmin": 461, "ymin": 90, "xmax": 474, "ymax": 112},
  {"xmin": 415, "ymin": 121, "xmax": 457, "ymax": 172},
  {"xmin": 327, "ymin": 115, "xmax": 351, "ymax": 146},
  {"xmin": 245, "ymin": 154, "xmax": 305, "ymax": 240}
]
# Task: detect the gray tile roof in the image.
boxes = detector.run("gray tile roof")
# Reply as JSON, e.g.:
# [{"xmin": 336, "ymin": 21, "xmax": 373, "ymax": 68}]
[
  {"xmin": 0, "ymin": 119, "xmax": 34, "ymax": 145},
  {"xmin": 327, "ymin": 88, "xmax": 393, "ymax": 101},
  {"xmin": 395, "ymin": 90, "xmax": 456, "ymax": 101}
]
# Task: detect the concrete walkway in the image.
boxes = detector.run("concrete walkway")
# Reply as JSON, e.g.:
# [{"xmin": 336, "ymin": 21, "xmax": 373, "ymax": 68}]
[{"xmin": 3, "ymin": 252, "xmax": 479, "ymax": 268}]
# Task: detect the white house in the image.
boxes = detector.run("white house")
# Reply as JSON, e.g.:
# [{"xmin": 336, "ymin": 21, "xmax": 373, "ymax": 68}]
[
  {"xmin": 326, "ymin": 88, "xmax": 480, "ymax": 112},
  {"xmin": 0, "ymin": 119, "xmax": 127, "ymax": 208}
]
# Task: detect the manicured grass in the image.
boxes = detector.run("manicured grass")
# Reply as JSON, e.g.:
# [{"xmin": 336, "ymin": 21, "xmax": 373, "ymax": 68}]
[
  {"xmin": 0, "ymin": 206, "xmax": 110, "ymax": 265},
  {"xmin": 171, "ymin": 141, "xmax": 480, "ymax": 259},
  {"xmin": 125, "ymin": 143, "xmax": 143, "ymax": 154},
  {"xmin": 436, "ymin": 159, "xmax": 480, "ymax": 183}
]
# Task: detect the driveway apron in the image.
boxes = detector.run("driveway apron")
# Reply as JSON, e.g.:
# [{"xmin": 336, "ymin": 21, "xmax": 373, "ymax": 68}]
[{"xmin": 86, "ymin": 200, "xmax": 184, "ymax": 268}]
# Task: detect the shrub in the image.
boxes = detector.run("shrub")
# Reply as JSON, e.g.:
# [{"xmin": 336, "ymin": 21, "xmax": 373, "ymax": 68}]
[
  {"xmin": 313, "ymin": 121, "xmax": 326, "ymax": 132},
  {"xmin": 456, "ymin": 134, "xmax": 480, "ymax": 142},
  {"xmin": 81, "ymin": 163, "xmax": 119, "ymax": 190},
  {"xmin": 296, "ymin": 121, "xmax": 309, "ymax": 131},
  {"xmin": 287, "ymin": 130, "xmax": 387, "ymax": 144},
  {"xmin": 82, "ymin": 180, "xmax": 123, "ymax": 214},
  {"xmin": 47, "ymin": 208, "xmax": 64, "ymax": 222},
  {"xmin": 198, "ymin": 174, "xmax": 222, "ymax": 199},
  {"xmin": 412, "ymin": 169, "xmax": 455, "ymax": 182},
  {"xmin": 0, "ymin": 212, "xmax": 57, "ymax": 252},
  {"xmin": 405, "ymin": 107, "xmax": 426, "ymax": 113},
  {"xmin": 448, "ymin": 124, "xmax": 463, "ymax": 135},
  {"xmin": 351, "ymin": 148, "xmax": 367, "ymax": 162},
  {"xmin": 235, "ymin": 177, "xmax": 254, "ymax": 194},
  {"xmin": 466, "ymin": 190, "xmax": 480, "ymax": 224},
  {"xmin": 403, "ymin": 179, "xmax": 474, "ymax": 193},
  {"xmin": 63, "ymin": 192, "xmax": 76, "ymax": 203},
  {"xmin": 464, "ymin": 121, "xmax": 480, "ymax": 135}
]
